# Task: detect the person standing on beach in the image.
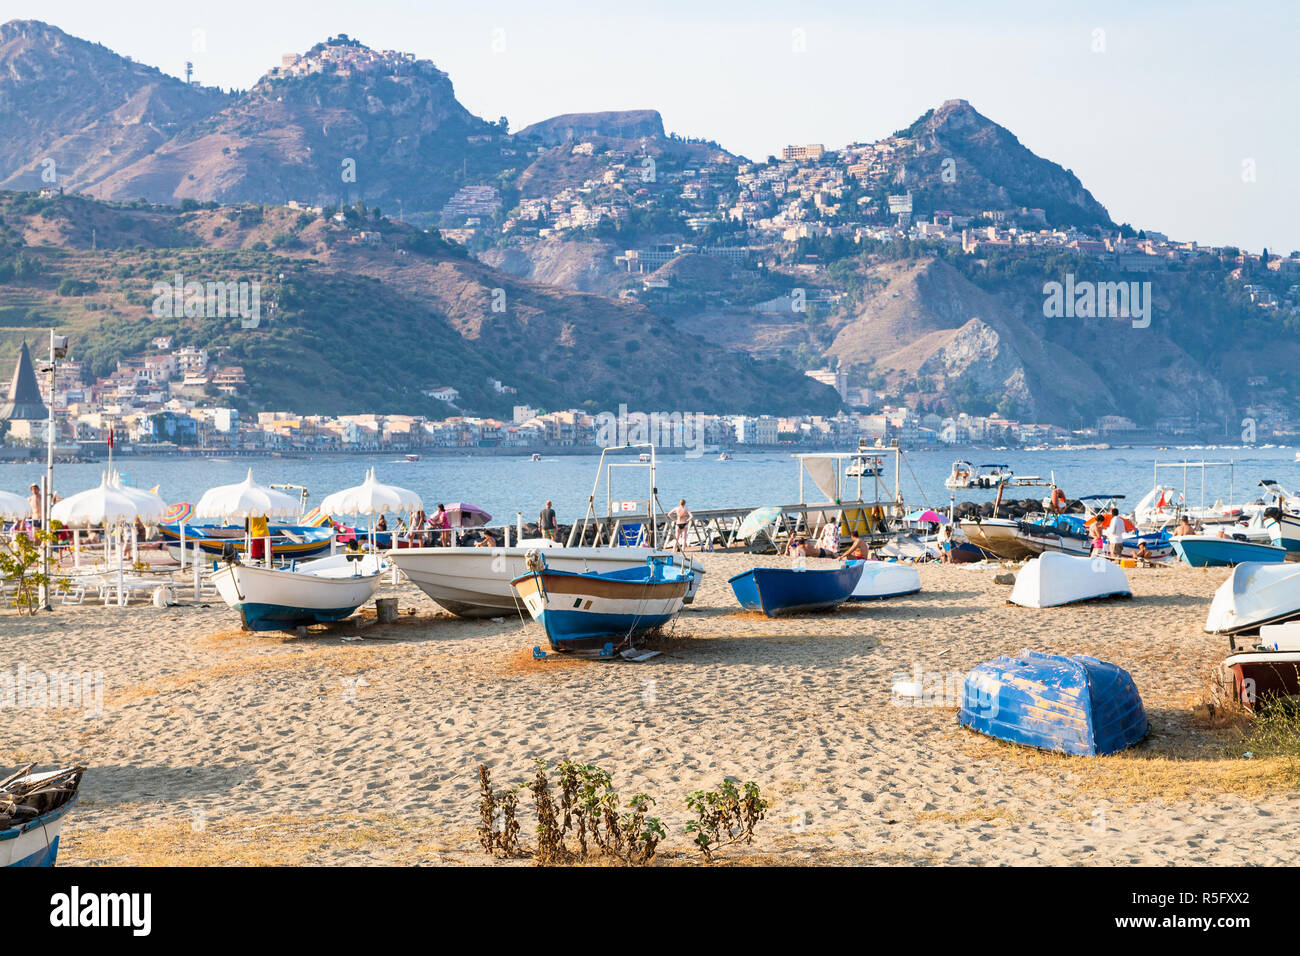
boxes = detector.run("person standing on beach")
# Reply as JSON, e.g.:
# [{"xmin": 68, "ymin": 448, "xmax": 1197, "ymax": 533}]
[
  {"xmin": 434, "ymin": 504, "xmax": 451, "ymax": 547},
  {"xmin": 667, "ymin": 499, "xmax": 692, "ymax": 552},
  {"xmin": 1105, "ymin": 507, "xmax": 1126, "ymax": 558},
  {"xmin": 27, "ymin": 483, "xmax": 42, "ymax": 528},
  {"xmin": 538, "ymin": 501, "xmax": 557, "ymax": 541}
]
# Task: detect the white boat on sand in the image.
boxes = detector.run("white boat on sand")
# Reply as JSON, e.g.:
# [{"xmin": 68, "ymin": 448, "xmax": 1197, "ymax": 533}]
[
  {"xmin": 850, "ymin": 562, "xmax": 921, "ymax": 600},
  {"xmin": 1205, "ymin": 562, "xmax": 1300, "ymax": 635},
  {"xmin": 1009, "ymin": 552, "xmax": 1132, "ymax": 608},
  {"xmin": 388, "ymin": 540, "xmax": 703, "ymax": 618},
  {"xmin": 212, "ymin": 551, "xmax": 386, "ymax": 631}
]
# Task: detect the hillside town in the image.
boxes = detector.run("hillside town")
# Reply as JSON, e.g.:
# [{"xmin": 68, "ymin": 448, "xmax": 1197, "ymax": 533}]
[{"xmin": 0, "ymin": 331, "xmax": 1280, "ymax": 458}]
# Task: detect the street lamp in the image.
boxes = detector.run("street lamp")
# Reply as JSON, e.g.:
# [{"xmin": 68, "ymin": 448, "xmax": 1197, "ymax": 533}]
[{"xmin": 40, "ymin": 330, "xmax": 69, "ymax": 611}]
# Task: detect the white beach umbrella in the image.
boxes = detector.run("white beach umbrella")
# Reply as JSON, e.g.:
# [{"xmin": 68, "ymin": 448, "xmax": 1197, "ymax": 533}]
[
  {"xmin": 107, "ymin": 469, "xmax": 168, "ymax": 522},
  {"xmin": 0, "ymin": 490, "xmax": 30, "ymax": 520},
  {"xmin": 50, "ymin": 474, "xmax": 140, "ymax": 527},
  {"xmin": 195, "ymin": 468, "xmax": 301, "ymax": 521},
  {"xmin": 319, "ymin": 467, "xmax": 422, "ymax": 517}
]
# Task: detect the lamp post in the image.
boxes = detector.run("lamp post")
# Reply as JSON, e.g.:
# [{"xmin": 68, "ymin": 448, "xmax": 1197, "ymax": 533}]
[{"xmin": 41, "ymin": 330, "xmax": 69, "ymax": 611}]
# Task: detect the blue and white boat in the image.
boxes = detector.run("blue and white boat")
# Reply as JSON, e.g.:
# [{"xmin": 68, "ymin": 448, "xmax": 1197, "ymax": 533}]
[
  {"xmin": 850, "ymin": 561, "xmax": 921, "ymax": 600},
  {"xmin": 728, "ymin": 561, "xmax": 863, "ymax": 617},
  {"xmin": 211, "ymin": 551, "xmax": 386, "ymax": 632},
  {"xmin": 1, "ymin": 765, "xmax": 84, "ymax": 867},
  {"xmin": 510, "ymin": 554, "xmax": 692, "ymax": 653},
  {"xmin": 1171, "ymin": 534, "xmax": 1287, "ymax": 567},
  {"xmin": 1014, "ymin": 511, "xmax": 1172, "ymax": 561},
  {"xmin": 960, "ymin": 650, "xmax": 1148, "ymax": 756}
]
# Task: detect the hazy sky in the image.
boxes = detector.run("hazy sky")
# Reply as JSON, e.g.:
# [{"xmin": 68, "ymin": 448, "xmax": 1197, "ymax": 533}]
[{"xmin": 12, "ymin": 0, "xmax": 1299, "ymax": 252}]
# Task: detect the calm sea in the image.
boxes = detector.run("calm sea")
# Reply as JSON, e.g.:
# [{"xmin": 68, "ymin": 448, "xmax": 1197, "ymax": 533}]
[{"xmin": 4, "ymin": 446, "xmax": 1296, "ymax": 526}]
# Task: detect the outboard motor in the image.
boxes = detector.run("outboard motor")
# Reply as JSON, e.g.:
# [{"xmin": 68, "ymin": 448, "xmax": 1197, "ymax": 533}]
[{"xmin": 221, "ymin": 542, "xmax": 241, "ymax": 567}]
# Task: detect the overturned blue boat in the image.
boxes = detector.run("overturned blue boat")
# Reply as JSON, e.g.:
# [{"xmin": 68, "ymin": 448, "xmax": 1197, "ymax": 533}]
[
  {"xmin": 959, "ymin": 650, "xmax": 1148, "ymax": 756},
  {"xmin": 728, "ymin": 562, "xmax": 862, "ymax": 617}
]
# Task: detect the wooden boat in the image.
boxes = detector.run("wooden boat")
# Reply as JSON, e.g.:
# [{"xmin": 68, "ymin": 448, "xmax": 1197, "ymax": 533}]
[
  {"xmin": 1, "ymin": 765, "xmax": 84, "ymax": 867},
  {"xmin": 1009, "ymin": 552, "xmax": 1132, "ymax": 608},
  {"xmin": 959, "ymin": 517, "xmax": 1037, "ymax": 560},
  {"xmin": 510, "ymin": 554, "xmax": 691, "ymax": 654},
  {"xmin": 849, "ymin": 561, "xmax": 920, "ymax": 600},
  {"xmin": 160, "ymin": 522, "xmax": 334, "ymax": 561},
  {"xmin": 1171, "ymin": 534, "xmax": 1286, "ymax": 567},
  {"xmin": 389, "ymin": 542, "xmax": 703, "ymax": 617},
  {"xmin": 1205, "ymin": 562, "xmax": 1300, "ymax": 635},
  {"xmin": 728, "ymin": 561, "xmax": 862, "ymax": 617},
  {"xmin": 960, "ymin": 650, "xmax": 1148, "ymax": 756},
  {"xmin": 211, "ymin": 551, "xmax": 385, "ymax": 631}
]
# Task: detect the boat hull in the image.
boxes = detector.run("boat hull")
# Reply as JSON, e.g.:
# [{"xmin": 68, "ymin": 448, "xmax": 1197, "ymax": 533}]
[
  {"xmin": 2, "ymin": 770, "xmax": 82, "ymax": 867},
  {"xmin": 389, "ymin": 545, "xmax": 702, "ymax": 617},
  {"xmin": 1223, "ymin": 652, "xmax": 1300, "ymax": 709},
  {"xmin": 511, "ymin": 563, "xmax": 689, "ymax": 651},
  {"xmin": 728, "ymin": 562, "xmax": 861, "ymax": 617},
  {"xmin": 1205, "ymin": 562, "xmax": 1300, "ymax": 635},
  {"xmin": 960, "ymin": 650, "xmax": 1148, "ymax": 756},
  {"xmin": 1172, "ymin": 535, "xmax": 1287, "ymax": 567},
  {"xmin": 1009, "ymin": 552, "xmax": 1132, "ymax": 608},
  {"xmin": 212, "ymin": 554, "xmax": 384, "ymax": 632},
  {"xmin": 959, "ymin": 519, "xmax": 1036, "ymax": 560},
  {"xmin": 160, "ymin": 523, "xmax": 334, "ymax": 561},
  {"xmin": 1263, "ymin": 509, "xmax": 1300, "ymax": 552},
  {"xmin": 849, "ymin": 562, "xmax": 921, "ymax": 600}
]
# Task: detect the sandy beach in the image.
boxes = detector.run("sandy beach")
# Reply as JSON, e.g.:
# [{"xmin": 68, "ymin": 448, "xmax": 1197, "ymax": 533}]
[{"xmin": 6, "ymin": 554, "xmax": 1298, "ymax": 866}]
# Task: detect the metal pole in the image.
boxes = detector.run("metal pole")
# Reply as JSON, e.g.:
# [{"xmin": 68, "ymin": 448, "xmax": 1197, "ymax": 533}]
[{"xmin": 41, "ymin": 329, "xmax": 55, "ymax": 611}]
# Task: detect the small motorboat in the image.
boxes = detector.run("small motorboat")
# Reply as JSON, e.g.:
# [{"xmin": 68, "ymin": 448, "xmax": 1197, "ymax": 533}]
[
  {"xmin": 945, "ymin": 462, "xmax": 1014, "ymax": 491},
  {"xmin": 959, "ymin": 650, "xmax": 1148, "ymax": 756},
  {"xmin": 510, "ymin": 553, "xmax": 692, "ymax": 654},
  {"xmin": 530, "ymin": 453, "xmax": 542, "ymax": 462},
  {"xmin": 1, "ymin": 765, "xmax": 85, "ymax": 867},
  {"xmin": 1009, "ymin": 552, "xmax": 1132, "ymax": 608},
  {"xmin": 845, "ymin": 455, "xmax": 882, "ymax": 478},
  {"xmin": 850, "ymin": 561, "xmax": 920, "ymax": 600},
  {"xmin": 1205, "ymin": 562, "xmax": 1300, "ymax": 635},
  {"xmin": 404, "ymin": 453, "xmax": 421, "ymax": 462},
  {"xmin": 1171, "ymin": 534, "xmax": 1286, "ymax": 567},
  {"xmin": 728, "ymin": 561, "xmax": 862, "ymax": 617},
  {"xmin": 211, "ymin": 550, "xmax": 386, "ymax": 632},
  {"xmin": 717, "ymin": 452, "xmax": 733, "ymax": 461}
]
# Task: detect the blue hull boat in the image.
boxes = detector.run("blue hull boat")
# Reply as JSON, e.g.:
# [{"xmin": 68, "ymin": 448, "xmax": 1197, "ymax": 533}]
[
  {"xmin": 960, "ymin": 650, "xmax": 1148, "ymax": 756},
  {"xmin": 728, "ymin": 562, "xmax": 862, "ymax": 617},
  {"xmin": 2, "ymin": 766, "xmax": 84, "ymax": 867},
  {"xmin": 160, "ymin": 523, "xmax": 334, "ymax": 560},
  {"xmin": 511, "ymin": 558, "xmax": 692, "ymax": 653},
  {"xmin": 1172, "ymin": 535, "xmax": 1287, "ymax": 567}
]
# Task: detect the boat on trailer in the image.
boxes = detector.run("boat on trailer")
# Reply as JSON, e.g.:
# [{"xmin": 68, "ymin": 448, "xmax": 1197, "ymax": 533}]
[
  {"xmin": 728, "ymin": 562, "xmax": 863, "ymax": 617},
  {"xmin": 211, "ymin": 551, "xmax": 386, "ymax": 632},
  {"xmin": 511, "ymin": 554, "xmax": 692, "ymax": 654},
  {"xmin": 959, "ymin": 650, "xmax": 1147, "ymax": 756},
  {"xmin": 1, "ymin": 765, "xmax": 85, "ymax": 867}
]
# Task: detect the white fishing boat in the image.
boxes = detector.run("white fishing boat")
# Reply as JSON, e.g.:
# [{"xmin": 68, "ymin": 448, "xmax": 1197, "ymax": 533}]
[
  {"xmin": 1205, "ymin": 562, "xmax": 1300, "ymax": 635},
  {"xmin": 850, "ymin": 561, "xmax": 921, "ymax": 600},
  {"xmin": 958, "ymin": 517, "xmax": 1038, "ymax": 560},
  {"xmin": 1009, "ymin": 552, "xmax": 1132, "ymax": 608},
  {"xmin": 211, "ymin": 551, "xmax": 386, "ymax": 631},
  {"xmin": 388, "ymin": 540, "xmax": 703, "ymax": 617},
  {"xmin": 845, "ymin": 455, "xmax": 882, "ymax": 478},
  {"xmin": 1, "ymin": 765, "xmax": 84, "ymax": 867}
]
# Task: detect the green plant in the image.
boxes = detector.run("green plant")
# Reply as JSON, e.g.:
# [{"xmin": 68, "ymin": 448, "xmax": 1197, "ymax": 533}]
[
  {"xmin": 0, "ymin": 528, "xmax": 59, "ymax": 614},
  {"xmin": 684, "ymin": 780, "xmax": 769, "ymax": 861},
  {"xmin": 526, "ymin": 759, "xmax": 564, "ymax": 864},
  {"xmin": 476, "ymin": 764, "xmax": 522, "ymax": 857},
  {"xmin": 1240, "ymin": 697, "xmax": 1300, "ymax": 762}
]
